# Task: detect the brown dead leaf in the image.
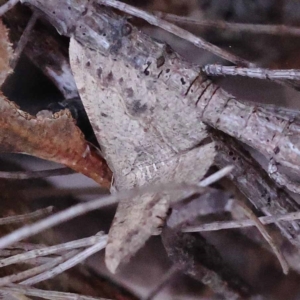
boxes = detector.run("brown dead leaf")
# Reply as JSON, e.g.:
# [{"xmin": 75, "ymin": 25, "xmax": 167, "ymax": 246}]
[
  {"xmin": 0, "ymin": 18, "xmax": 13, "ymax": 86},
  {"xmin": 0, "ymin": 94, "xmax": 112, "ymax": 188}
]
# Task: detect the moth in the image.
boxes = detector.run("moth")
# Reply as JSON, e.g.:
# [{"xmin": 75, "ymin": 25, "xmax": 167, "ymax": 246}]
[
  {"xmin": 20, "ymin": 0, "xmax": 300, "ymax": 272},
  {"xmin": 69, "ymin": 35, "xmax": 216, "ymax": 272}
]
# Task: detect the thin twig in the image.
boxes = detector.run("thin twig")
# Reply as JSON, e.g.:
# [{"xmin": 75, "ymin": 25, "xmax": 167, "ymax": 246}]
[
  {"xmin": 0, "ymin": 207, "xmax": 54, "ymax": 225},
  {"xmin": 183, "ymin": 210, "xmax": 300, "ymax": 232},
  {"xmin": 0, "ymin": 167, "xmax": 75, "ymax": 179},
  {"xmin": 202, "ymin": 64, "xmax": 300, "ymax": 81},
  {"xmin": 0, "ymin": 249, "xmax": 23, "ymax": 257},
  {"xmin": 0, "ymin": 255, "xmax": 57, "ymax": 265},
  {"xmin": 6, "ymin": 242, "xmax": 46, "ymax": 251},
  {"xmin": 0, "ymin": 0, "xmax": 19, "ymax": 16},
  {"xmin": 168, "ymin": 190, "xmax": 232, "ymax": 229},
  {"xmin": 0, "ymin": 252, "xmax": 56, "ymax": 266},
  {"xmin": 0, "ymin": 247, "xmax": 47, "ymax": 257},
  {"xmin": 155, "ymin": 12, "xmax": 300, "ymax": 37},
  {"xmin": 1, "ymin": 284, "xmax": 110, "ymax": 300},
  {"xmin": 237, "ymin": 201, "xmax": 288, "ymax": 274},
  {"xmin": 18, "ymin": 256, "xmax": 56, "ymax": 266},
  {"xmin": 0, "ymin": 251, "xmax": 77, "ymax": 286},
  {"xmin": 10, "ymin": 11, "xmax": 38, "ymax": 68},
  {"xmin": 21, "ymin": 236, "xmax": 107, "ymax": 285},
  {"xmin": 0, "ymin": 182, "xmax": 205, "ymax": 249},
  {"xmin": 97, "ymin": 0, "xmax": 251, "ymax": 66},
  {"xmin": 143, "ymin": 265, "xmax": 178, "ymax": 300},
  {"xmin": 0, "ymin": 233, "xmax": 104, "ymax": 267},
  {"xmin": 198, "ymin": 165, "xmax": 233, "ymax": 187}
]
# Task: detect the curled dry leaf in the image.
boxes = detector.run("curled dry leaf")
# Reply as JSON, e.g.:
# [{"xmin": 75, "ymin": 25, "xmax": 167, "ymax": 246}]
[
  {"xmin": 0, "ymin": 95, "xmax": 112, "ymax": 188},
  {"xmin": 0, "ymin": 18, "xmax": 13, "ymax": 86}
]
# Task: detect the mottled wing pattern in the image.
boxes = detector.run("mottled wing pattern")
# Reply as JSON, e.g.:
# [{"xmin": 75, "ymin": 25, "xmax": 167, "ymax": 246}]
[{"xmin": 70, "ymin": 38, "xmax": 215, "ymax": 272}]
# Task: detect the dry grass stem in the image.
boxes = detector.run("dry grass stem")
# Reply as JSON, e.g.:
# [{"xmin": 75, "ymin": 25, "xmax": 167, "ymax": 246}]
[
  {"xmin": 0, "ymin": 207, "xmax": 54, "ymax": 225},
  {"xmin": 155, "ymin": 12, "xmax": 300, "ymax": 37},
  {"xmin": 203, "ymin": 65, "xmax": 300, "ymax": 81},
  {"xmin": 0, "ymin": 251, "xmax": 77, "ymax": 286},
  {"xmin": 5, "ymin": 242, "xmax": 46, "ymax": 251},
  {"xmin": 10, "ymin": 11, "xmax": 38, "ymax": 68},
  {"xmin": 21, "ymin": 236, "xmax": 107, "ymax": 285},
  {"xmin": 183, "ymin": 210, "xmax": 300, "ymax": 232},
  {"xmin": 0, "ymin": 233, "xmax": 105, "ymax": 268},
  {"xmin": 0, "ymin": 167, "xmax": 74, "ymax": 179},
  {"xmin": 0, "ymin": 284, "xmax": 110, "ymax": 299},
  {"xmin": 198, "ymin": 165, "xmax": 234, "ymax": 187},
  {"xmin": 237, "ymin": 201, "xmax": 289, "ymax": 274},
  {"xmin": 17, "ymin": 256, "xmax": 57, "ymax": 266},
  {"xmin": 0, "ymin": 0, "xmax": 19, "ymax": 16}
]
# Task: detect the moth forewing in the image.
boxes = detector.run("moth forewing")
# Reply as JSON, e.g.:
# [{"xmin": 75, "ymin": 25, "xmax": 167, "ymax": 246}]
[{"xmin": 69, "ymin": 38, "xmax": 216, "ymax": 272}]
